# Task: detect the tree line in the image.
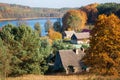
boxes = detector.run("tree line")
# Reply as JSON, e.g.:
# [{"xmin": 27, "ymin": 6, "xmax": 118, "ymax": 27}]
[
  {"xmin": 80, "ymin": 3, "xmax": 120, "ymax": 24},
  {"xmin": 0, "ymin": 3, "xmax": 73, "ymax": 19}
]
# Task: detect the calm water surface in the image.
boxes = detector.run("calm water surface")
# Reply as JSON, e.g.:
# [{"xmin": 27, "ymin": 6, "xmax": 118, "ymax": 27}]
[{"xmin": 0, "ymin": 18, "xmax": 61, "ymax": 36}]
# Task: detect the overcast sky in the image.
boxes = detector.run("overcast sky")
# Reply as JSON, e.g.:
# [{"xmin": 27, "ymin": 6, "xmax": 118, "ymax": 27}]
[{"xmin": 0, "ymin": 0, "xmax": 120, "ymax": 8}]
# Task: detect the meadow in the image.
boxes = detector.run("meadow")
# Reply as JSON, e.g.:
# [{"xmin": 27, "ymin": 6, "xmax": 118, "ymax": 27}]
[{"xmin": 5, "ymin": 74, "xmax": 120, "ymax": 80}]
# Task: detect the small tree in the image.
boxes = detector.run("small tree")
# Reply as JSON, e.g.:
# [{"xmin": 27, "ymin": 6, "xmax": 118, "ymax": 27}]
[
  {"xmin": 53, "ymin": 20, "xmax": 62, "ymax": 32},
  {"xmin": 62, "ymin": 10, "xmax": 87, "ymax": 31},
  {"xmin": 39, "ymin": 38, "xmax": 52, "ymax": 74},
  {"xmin": 17, "ymin": 20, "xmax": 28, "ymax": 26},
  {"xmin": 34, "ymin": 22, "xmax": 41, "ymax": 36},
  {"xmin": 83, "ymin": 14, "xmax": 120, "ymax": 75},
  {"xmin": 44, "ymin": 19, "xmax": 53, "ymax": 32},
  {"xmin": 48, "ymin": 29, "xmax": 62, "ymax": 41}
]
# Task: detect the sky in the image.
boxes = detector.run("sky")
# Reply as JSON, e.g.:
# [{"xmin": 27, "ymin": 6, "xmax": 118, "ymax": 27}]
[{"xmin": 0, "ymin": 0, "xmax": 120, "ymax": 8}]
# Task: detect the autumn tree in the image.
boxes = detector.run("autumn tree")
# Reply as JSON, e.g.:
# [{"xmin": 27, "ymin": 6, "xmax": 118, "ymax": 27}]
[
  {"xmin": 83, "ymin": 14, "xmax": 120, "ymax": 75},
  {"xmin": 62, "ymin": 10, "xmax": 87, "ymax": 31},
  {"xmin": 80, "ymin": 3, "xmax": 98, "ymax": 24},
  {"xmin": 34, "ymin": 22, "xmax": 41, "ymax": 36},
  {"xmin": 48, "ymin": 29, "xmax": 62, "ymax": 41}
]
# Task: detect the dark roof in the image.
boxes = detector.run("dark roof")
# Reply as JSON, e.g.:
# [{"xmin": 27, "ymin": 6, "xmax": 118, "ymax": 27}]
[
  {"xmin": 82, "ymin": 29, "xmax": 91, "ymax": 32},
  {"xmin": 58, "ymin": 49, "xmax": 85, "ymax": 68},
  {"xmin": 73, "ymin": 32, "xmax": 90, "ymax": 39}
]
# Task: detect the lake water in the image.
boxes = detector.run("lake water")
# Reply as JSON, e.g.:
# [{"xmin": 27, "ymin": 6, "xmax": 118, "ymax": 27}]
[{"xmin": 0, "ymin": 18, "xmax": 62, "ymax": 36}]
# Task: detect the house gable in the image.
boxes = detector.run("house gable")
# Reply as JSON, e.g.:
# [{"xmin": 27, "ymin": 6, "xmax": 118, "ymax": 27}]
[
  {"xmin": 71, "ymin": 34, "xmax": 77, "ymax": 40},
  {"xmin": 63, "ymin": 31, "xmax": 75, "ymax": 39},
  {"xmin": 54, "ymin": 53, "xmax": 63, "ymax": 71},
  {"xmin": 71, "ymin": 32, "xmax": 90, "ymax": 44}
]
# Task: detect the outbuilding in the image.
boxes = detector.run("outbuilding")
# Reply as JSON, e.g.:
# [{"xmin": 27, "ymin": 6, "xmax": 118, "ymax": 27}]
[{"xmin": 54, "ymin": 48, "xmax": 85, "ymax": 74}]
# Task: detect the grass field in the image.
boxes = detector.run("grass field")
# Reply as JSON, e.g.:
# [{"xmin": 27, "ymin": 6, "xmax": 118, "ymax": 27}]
[{"xmin": 4, "ymin": 74, "xmax": 120, "ymax": 80}]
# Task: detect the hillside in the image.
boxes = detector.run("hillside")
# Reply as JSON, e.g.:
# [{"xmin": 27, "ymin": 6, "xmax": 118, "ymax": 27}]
[{"xmin": 0, "ymin": 3, "xmax": 73, "ymax": 19}]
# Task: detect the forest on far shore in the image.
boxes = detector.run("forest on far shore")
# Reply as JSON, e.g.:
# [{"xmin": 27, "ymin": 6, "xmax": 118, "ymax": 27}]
[{"xmin": 0, "ymin": 3, "xmax": 120, "ymax": 24}]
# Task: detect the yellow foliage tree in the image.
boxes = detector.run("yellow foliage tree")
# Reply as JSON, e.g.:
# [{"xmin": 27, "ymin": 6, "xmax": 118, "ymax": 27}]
[
  {"xmin": 62, "ymin": 10, "xmax": 87, "ymax": 31},
  {"xmin": 48, "ymin": 29, "xmax": 62, "ymax": 41},
  {"xmin": 83, "ymin": 14, "xmax": 120, "ymax": 76}
]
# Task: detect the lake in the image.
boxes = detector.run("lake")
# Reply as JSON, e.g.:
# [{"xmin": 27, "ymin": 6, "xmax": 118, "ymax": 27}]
[{"xmin": 0, "ymin": 18, "xmax": 62, "ymax": 36}]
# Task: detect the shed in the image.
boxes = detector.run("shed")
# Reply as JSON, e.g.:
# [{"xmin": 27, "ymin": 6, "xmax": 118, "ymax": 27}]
[{"xmin": 54, "ymin": 49, "xmax": 85, "ymax": 74}]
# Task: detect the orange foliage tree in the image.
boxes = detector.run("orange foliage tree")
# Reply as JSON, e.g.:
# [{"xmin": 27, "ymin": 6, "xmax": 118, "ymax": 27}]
[
  {"xmin": 62, "ymin": 10, "xmax": 87, "ymax": 31},
  {"xmin": 48, "ymin": 29, "xmax": 62, "ymax": 41},
  {"xmin": 83, "ymin": 14, "xmax": 120, "ymax": 75}
]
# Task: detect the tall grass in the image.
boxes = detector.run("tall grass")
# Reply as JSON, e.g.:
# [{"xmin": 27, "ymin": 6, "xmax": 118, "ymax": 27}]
[{"xmin": 5, "ymin": 74, "xmax": 120, "ymax": 80}]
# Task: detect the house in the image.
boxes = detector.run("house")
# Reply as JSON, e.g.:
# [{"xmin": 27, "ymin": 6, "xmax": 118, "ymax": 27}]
[
  {"xmin": 71, "ymin": 32, "xmax": 90, "ymax": 44},
  {"xmin": 63, "ymin": 31, "xmax": 75, "ymax": 39},
  {"xmin": 54, "ymin": 48, "xmax": 85, "ymax": 74}
]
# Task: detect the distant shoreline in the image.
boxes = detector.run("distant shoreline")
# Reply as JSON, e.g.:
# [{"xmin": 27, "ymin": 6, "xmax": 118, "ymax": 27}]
[{"xmin": 0, "ymin": 17, "xmax": 62, "ymax": 21}]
